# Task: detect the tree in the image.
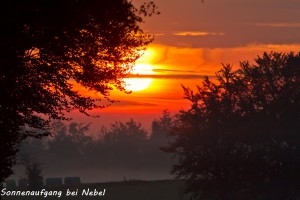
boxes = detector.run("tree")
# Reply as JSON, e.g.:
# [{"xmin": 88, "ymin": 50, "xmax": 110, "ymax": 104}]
[
  {"xmin": 45, "ymin": 121, "xmax": 93, "ymax": 169},
  {"xmin": 147, "ymin": 110, "xmax": 175, "ymax": 170},
  {"xmin": 165, "ymin": 52, "xmax": 300, "ymax": 199},
  {"xmin": 0, "ymin": 0, "xmax": 158, "ymax": 182},
  {"xmin": 101, "ymin": 119, "xmax": 148, "ymax": 168},
  {"xmin": 151, "ymin": 110, "xmax": 173, "ymax": 146},
  {"xmin": 21, "ymin": 156, "xmax": 43, "ymax": 190}
]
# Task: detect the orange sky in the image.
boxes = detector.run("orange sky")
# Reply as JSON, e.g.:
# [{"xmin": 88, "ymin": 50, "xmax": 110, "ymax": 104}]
[{"xmin": 71, "ymin": 0, "xmax": 300, "ymax": 133}]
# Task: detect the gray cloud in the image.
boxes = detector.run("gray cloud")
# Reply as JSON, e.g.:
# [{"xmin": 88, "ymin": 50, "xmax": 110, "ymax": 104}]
[
  {"xmin": 113, "ymin": 100, "xmax": 158, "ymax": 107},
  {"xmin": 137, "ymin": 0, "xmax": 300, "ymax": 48}
]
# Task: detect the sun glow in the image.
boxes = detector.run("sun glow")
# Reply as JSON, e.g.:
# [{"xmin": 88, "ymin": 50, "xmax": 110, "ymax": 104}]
[{"xmin": 124, "ymin": 64, "xmax": 153, "ymax": 91}]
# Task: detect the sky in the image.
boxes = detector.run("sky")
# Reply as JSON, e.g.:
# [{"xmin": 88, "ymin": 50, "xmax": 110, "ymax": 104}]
[
  {"xmin": 9, "ymin": 0, "xmax": 300, "ymax": 183},
  {"xmin": 73, "ymin": 0, "xmax": 300, "ymax": 133}
]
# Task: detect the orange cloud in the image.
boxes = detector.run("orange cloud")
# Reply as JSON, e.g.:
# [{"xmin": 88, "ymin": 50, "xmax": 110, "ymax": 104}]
[
  {"xmin": 75, "ymin": 43, "xmax": 300, "ymax": 116},
  {"xmin": 256, "ymin": 23, "xmax": 300, "ymax": 28},
  {"xmin": 174, "ymin": 32, "xmax": 225, "ymax": 36}
]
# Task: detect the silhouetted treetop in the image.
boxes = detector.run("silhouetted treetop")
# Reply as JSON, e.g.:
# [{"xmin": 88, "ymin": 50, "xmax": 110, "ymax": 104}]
[
  {"xmin": 0, "ymin": 0, "xmax": 157, "ymax": 182},
  {"xmin": 1, "ymin": 0, "xmax": 154, "ymax": 116},
  {"xmin": 102, "ymin": 119, "xmax": 148, "ymax": 144},
  {"xmin": 165, "ymin": 52, "xmax": 300, "ymax": 199}
]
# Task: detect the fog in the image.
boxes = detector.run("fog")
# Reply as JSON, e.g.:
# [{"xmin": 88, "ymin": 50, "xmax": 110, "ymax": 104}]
[{"xmin": 9, "ymin": 115, "xmax": 175, "ymax": 183}]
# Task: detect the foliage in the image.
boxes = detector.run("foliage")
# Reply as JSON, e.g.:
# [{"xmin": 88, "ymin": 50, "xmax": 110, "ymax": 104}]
[
  {"xmin": 148, "ymin": 110, "xmax": 175, "ymax": 169},
  {"xmin": 18, "ymin": 118, "xmax": 173, "ymax": 175},
  {"xmin": 0, "ymin": 0, "xmax": 157, "ymax": 181},
  {"xmin": 21, "ymin": 156, "xmax": 43, "ymax": 190},
  {"xmin": 46, "ymin": 121, "xmax": 93, "ymax": 165},
  {"xmin": 165, "ymin": 52, "xmax": 300, "ymax": 199},
  {"xmin": 101, "ymin": 119, "xmax": 148, "ymax": 167},
  {"xmin": 151, "ymin": 110, "xmax": 173, "ymax": 145}
]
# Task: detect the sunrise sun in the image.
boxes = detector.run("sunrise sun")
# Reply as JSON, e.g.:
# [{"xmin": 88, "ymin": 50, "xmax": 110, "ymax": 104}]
[{"xmin": 124, "ymin": 64, "xmax": 153, "ymax": 91}]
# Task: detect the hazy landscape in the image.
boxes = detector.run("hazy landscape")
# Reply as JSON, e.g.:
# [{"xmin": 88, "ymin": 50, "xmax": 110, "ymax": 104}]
[{"xmin": 1, "ymin": 0, "xmax": 300, "ymax": 199}]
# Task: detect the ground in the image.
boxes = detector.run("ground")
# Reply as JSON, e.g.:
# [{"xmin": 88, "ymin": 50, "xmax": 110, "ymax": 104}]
[{"xmin": 2, "ymin": 179, "xmax": 192, "ymax": 200}]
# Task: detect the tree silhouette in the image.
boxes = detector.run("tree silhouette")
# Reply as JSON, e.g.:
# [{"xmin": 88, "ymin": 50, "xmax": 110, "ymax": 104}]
[
  {"xmin": 45, "ymin": 122, "xmax": 92, "ymax": 168},
  {"xmin": 0, "ymin": 0, "xmax": 157, "ymax": 182},
  {"xmin": 165, "ymin": 52, "xmax": 300, "ymax": 199},
  {"xmin": 18, "ymin": 119, "xmax": 174, "ymax": 176},
  {"xmin": 151, "ymin": 110, "xmax": 173, "ymax": 146},
  {"xmin": 19, "ymin": 155, "xmax": 44, "ymax": 190},
  {"xmin": 101, "ymin": 119, "xmax": 148, "ymax": 168},
  {"xmin": 146, "ymin": 110, "xmax": 174, "ymax": 169}
]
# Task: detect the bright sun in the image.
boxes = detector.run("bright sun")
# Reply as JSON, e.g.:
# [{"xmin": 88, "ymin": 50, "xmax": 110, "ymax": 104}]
[{"xmin": 124, "ymin": 64, "xmax": 153, "ymax": 91}]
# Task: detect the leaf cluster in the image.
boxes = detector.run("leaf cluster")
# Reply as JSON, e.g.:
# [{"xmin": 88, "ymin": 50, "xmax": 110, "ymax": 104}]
[
  {"xmin": 0, "ymin": 0, "xmax": 154, "ymax": 182},
  {"xmin": 166, "ymin": 52, "xmax": 300, "ymax": 199}
]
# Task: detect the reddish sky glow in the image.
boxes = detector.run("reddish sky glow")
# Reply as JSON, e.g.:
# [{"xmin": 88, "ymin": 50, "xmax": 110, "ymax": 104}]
[{"xmin": 73, "ymin": 0, "xmax": 300, "ymax": 133}]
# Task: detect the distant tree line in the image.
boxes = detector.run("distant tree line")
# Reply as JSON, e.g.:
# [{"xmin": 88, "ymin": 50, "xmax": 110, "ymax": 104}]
[
  {"xmin": 18, "ymin": 111, "xmax": 174, "ymax": 175},
  {"xmin": 0, "ymin": 0, "xmax": 158, "ymax": 183},
  {"xmin": 12, "ymin": 51, "xmax": 300, "ymax": 200}
]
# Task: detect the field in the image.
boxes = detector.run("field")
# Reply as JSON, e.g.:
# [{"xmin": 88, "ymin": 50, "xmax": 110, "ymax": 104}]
[{"xmin": 2, "ymin": 179, "xmax": 192, "ymax": 200}]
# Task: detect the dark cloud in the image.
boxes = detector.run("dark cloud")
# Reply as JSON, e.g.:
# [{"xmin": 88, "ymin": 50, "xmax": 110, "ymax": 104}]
[
  {"xmin": 137, "ymin": 0, "xmax": 300, "ymax": 48},
  {"xmin": 152, "ymin": 23, "xmax": 300, "ymax": 48},
  {"xmin": 127, "ymin": 74, "xmax": 215, "ymax": 79},
  {"xmin": 112, "ymin": 100, "xmax": 158, "ymax": 107}
]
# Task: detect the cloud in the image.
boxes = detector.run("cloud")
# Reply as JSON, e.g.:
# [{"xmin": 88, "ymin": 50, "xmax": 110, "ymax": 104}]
[
  {"xmin": 174, "ymin": 31, "xmax": 225, "ymax": 36},
  {"xmin": 255, "ymin": 23, "xmax": 300, "ymax": 28},
  {"xmin": 112, "ymin": 100, "xmax": 158, "ymax": 107},
  {"xmin": 152, "ymin": 69, "xmax": 198, "ymax": 73},
  {"xmin": 127, "ymin": 74, "xmax": 214, "ymax": 79},
  {"xmin": 151, "ymin": 47, "xmax": 169, "ymax": 64},
  {"xmin": 137, "ymin": 0, "xmax": 300, "ymax": 48}
]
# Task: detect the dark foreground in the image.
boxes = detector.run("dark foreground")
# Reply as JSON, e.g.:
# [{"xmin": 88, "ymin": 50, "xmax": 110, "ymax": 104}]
[{"xmin": 2, "ymin": 179, "xmax": 192, "ymax": 200}]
